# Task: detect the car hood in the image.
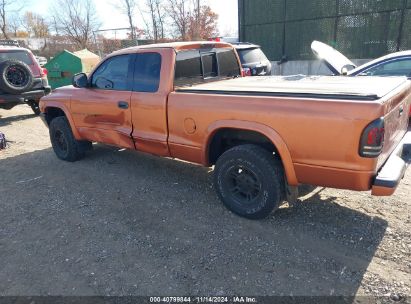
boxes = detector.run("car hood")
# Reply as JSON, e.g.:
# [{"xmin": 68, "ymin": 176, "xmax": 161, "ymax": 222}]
[{"xmin": 311, "ymin": 41, "xmax": 356, "ymax": 75}]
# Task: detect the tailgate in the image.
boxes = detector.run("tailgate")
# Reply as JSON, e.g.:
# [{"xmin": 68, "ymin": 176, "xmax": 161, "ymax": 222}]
[{"xmin": 377, "ymin": 84, "xmax": 411, "ymax": 170}]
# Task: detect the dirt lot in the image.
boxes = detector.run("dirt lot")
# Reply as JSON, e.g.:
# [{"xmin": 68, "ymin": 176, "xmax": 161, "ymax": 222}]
[{"xmin": 0, "ymin": 105, "xmax": 410, "ymax": 299}]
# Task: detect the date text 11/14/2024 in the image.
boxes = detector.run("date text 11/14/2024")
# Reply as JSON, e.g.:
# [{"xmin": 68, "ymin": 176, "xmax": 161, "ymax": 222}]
[{"xmin": 149, "ymin": 296, "xmax": 257, "ymax": 303}]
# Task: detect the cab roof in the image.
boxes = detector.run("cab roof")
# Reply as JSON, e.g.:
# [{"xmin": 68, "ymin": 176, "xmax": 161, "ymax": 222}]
[
  {"xmin": 232, "ymin": 42, "xmax": 261, "ymax": 50},
  {"xmin": 112, "ymin": 41, "xmax": 234, "ymax": 55}
]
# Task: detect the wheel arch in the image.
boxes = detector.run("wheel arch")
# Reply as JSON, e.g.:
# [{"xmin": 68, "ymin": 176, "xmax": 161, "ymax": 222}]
[
  {"xmin": 42, "ymin": 103, "xmax": 82, "ymax": 140},
  {"xmin": 203, "ymin": 120, "xmax": 298, "ymax": 186}
]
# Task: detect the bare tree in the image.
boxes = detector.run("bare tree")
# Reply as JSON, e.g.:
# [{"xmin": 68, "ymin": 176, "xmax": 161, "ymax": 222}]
[
  {"xmin": 51, "ymin": 0, "xmax": 100, "ymax": 49},
  {"xmin": 154, "ymin": 0, "xmax": 166, "ymax": 40},
  {"xmin": 113, "ymin": 0, "xmax": 138, "ymax": 40},
  {"xmin": 20, "ymin": 14, "xmax": 31, "ymax": 36},
  {"xmin": 21, "ymin": 11, "xmax": 49, "ymax": 38},
  {"xmin": 7, "ymin": 13, "xmax": 21, "ymax": 37},
  {"xmin": 144, "ymin": 0, "xmax": 166, "ymax": 42},
  {"xmin": 146, "ymin": 0, "xmax": 158, "ymax": 41},
  {"xmin": 187, "ymin": 5, "xmax": 218, "ymax": 40},
  {"xmin": 49, "ymin": 15, "xmax": 60, "ymax": 36},
  {"xmin": 191, "ymin": 0, "xmax": 200, "ymax": 40},
  {"xmin": 20, "ymin": 11, "xmax": 49, "ymax": 51},
  {"xmin": 138, "ymin": 9, "xmax": 153, "ymax": 40},
  {"xmin": 0, "ymin": 0, "xmax": 24, "ymax": 38},
  {"xmin": 167, "ymin": 0, "xmax": 217, "ymax": 41},
  {"xmin": 167, "ymin": 0, "xmax": 190, "ymax": 40}
]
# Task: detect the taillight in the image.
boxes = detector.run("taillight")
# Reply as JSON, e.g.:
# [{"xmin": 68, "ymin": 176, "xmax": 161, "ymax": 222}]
[
  {"xmin": 41, "ymin": 68, "xmax": 48, "ymax": 77},
  {"xmin": 243, "ymin": 67, "xmax": 252, "ymax": 77},
  {"xmin": 359, "ymin": 118, "xmax": 385, "ymax": 158}
]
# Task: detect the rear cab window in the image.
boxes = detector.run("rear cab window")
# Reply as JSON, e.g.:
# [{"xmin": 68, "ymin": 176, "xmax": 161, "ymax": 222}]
[
  {"xmin": 202, "ymin": 53, "xmax": 218, "ymax": 78},
  {"xmin": 174, "ymin": 47, "xmax": 241, "ymax": 87}
]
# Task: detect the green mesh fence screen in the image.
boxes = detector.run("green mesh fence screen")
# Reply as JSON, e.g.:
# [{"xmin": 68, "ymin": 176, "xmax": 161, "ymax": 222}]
[
  {"xmin": 239, "ymin": 0, "xmax": 410, "ymax": 61},
  {"xmin": 336, "ymin": 11, "xmax": 402, "ymax": 59},
  {"xmin": 338, "ymin": 0, "xmax": 404, "ymax": 14},
  {"xmin": 400, "ymin": 9, "xmax": 411, "ymax": 50},
  {"xmin": 285, "ymin": 19, "xmax": 335, "ymax": 59},
  {"xmin": 286, "ymin": 0, "xmax": 337, "ymax": 20},
  {"xmin": 244, "ymin": 23, "xmax": 284, "ymax": 60},
  {"xmin": 242, "ymin": 0, "xmax": 285, "ymax": 25}
]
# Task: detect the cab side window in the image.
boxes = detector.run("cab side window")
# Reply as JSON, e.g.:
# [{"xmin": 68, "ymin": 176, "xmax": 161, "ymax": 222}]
[
  {"xmin": 91, "ymin": 55, "xmax": 131, "ymax": 91},
  {"xmin": 133, "ymin": 53, "xmax": 162, "ymax": 92},
  {"xmin": 174, "ymin": 49, "xmax": 241, "ymax": 87},
  {"xmin": 174, "ymin": 50, "xmax": 203, "ymax": 86}
]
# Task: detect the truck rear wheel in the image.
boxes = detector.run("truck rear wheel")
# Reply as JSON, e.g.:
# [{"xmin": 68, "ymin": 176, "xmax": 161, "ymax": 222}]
[
  {"xmin": 214, "ymin": 144, "xmax": 285, "ymax": 219},
  {"xmin": 49, "ymin": 116, "xmax": 91, "ymax": 162}
]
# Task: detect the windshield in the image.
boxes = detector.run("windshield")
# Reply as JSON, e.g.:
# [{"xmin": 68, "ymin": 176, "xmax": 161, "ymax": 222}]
[
  {"xmin": 238, "ymin": 48, "xmax": 268, "ymax": 64},
  {"xmin": 0, "ymin": 50, "xmax": 33, "ymax": 65}
]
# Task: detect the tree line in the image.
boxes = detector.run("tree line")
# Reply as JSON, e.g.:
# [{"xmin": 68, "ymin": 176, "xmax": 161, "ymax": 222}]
[{"xmin": 0, "ymin": 0, "xmax": 219, "ymax": 54}]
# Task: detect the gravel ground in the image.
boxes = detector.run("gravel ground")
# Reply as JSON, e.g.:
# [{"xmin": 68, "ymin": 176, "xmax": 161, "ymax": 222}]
[{"xmin": 0, "ymin": 105, "xmax": 410, "ymax": 299}]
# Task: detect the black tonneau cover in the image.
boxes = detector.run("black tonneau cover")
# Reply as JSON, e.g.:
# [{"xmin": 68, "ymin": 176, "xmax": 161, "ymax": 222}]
[{"xmin": 176, "ymin": 75, "xmax": 409, "ymax": 101}]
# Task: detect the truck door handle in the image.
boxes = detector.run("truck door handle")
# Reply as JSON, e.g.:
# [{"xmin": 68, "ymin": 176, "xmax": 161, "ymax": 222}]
[{"xmin": 118, "ymin": 101, "xmax": 129, "ymax": 109}]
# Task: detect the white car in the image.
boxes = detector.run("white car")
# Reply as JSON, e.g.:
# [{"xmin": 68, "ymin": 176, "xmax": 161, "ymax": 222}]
[
  {"xmin": 312, "ymin": 40, "xmax": 411, "ymax": 117},
  {"xmin": 311, "ymin": 40, "xmax": 411, "ymax": 77}
]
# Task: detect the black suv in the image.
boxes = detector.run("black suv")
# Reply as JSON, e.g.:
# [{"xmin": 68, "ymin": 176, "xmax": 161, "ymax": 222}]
[
  {"xmin": 0, "ymin": 40, "xmax": 51, "ymax": 115},
  {"xmin": 233, "ymin": 42, "xmax": 272, "ymax": 76}
]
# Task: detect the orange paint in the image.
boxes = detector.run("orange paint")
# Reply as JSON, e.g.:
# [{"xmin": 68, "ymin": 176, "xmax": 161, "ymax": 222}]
[{"xmin": 40, "ymin": 41, "xmax": 411, "ymax": 196}]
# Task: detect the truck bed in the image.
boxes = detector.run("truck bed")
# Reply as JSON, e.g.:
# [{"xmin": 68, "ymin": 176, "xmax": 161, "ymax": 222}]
[
  {"xmin": 169, "ymin": 74, "xmax": 411, "ymax": 191},
  {"xmin": 177, "ymin": 75, "xmax": 409, "ymax": 101}
]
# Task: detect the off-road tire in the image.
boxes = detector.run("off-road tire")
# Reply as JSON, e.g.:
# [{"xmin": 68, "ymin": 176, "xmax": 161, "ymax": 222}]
[
  {"xmin": 49, "ymin": 116, "xmax": 91, "ymax": 162},
  {"xmin": 0, "ymin": 60, "xmax": 33, "ymax": 94},
  {"xmin": 214, "ymin": 144, "xmax": 285, "ymax": 219}
]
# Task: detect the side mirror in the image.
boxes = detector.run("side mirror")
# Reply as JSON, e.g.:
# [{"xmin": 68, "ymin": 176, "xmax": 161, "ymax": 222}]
[{"xmin": 72, "ymin": 73, "xmax": 88, "ymax": 88}]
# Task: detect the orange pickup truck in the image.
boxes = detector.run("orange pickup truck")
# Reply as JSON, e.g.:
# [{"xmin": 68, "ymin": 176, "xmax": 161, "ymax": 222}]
[{"xmin": 40, "ymin": 42, "xmax": 411, "ymax": 219}]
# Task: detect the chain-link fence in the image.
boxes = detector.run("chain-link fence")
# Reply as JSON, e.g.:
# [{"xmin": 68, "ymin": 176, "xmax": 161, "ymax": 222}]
[
  {"xmin": 239, "ymin": 0, "xmax": 411, "ymax": 61},
  {"xmin": 93, "ymin": 28, "xmax": 153, "ymax": 58}
]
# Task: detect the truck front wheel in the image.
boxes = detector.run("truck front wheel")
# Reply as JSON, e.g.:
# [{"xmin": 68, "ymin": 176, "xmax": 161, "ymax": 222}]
[
  {"xmin": 49, "ymin": 116, "xmax": 91, "ymax": 162},
  {"xmin": 214, "ymin": 144, "xmax": 285, "ymax": 219}
]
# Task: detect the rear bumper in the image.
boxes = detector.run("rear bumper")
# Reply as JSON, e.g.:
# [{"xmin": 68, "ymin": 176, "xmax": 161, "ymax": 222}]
[
  {"xmin": 371, "ymin": 131, "xmax": 411, "ymax": 196},
  {"xmin": 0, "ymin": 87, "xmax": 51, "ymax": 107}
]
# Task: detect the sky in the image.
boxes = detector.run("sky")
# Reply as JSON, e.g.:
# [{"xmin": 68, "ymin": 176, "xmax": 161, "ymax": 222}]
[{"xmin": 22, "ymin": 0, "xmax": 238, "ymax": 37}]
